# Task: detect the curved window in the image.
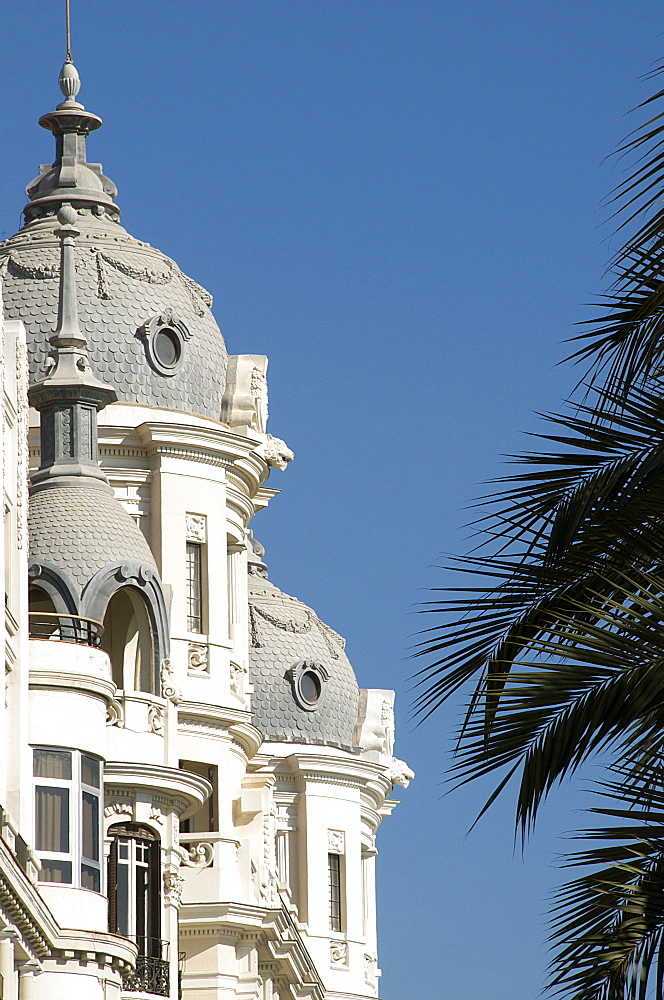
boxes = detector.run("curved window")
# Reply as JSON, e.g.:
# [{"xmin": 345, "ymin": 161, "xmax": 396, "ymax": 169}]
[
  {"xmin": 101, "ymin": 588, "xmax": 155, "ymax": 693},
  {"xmin": 33, "ymin": 747, "xmax": 102, "ymax": 891}
]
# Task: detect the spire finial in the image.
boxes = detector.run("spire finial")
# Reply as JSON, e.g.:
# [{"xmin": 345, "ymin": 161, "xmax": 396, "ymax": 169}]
[
  {"xmin": 27, "ymin": 201, "xmax": 117, "ymax": 491},
  {"xmin": 57, "ymin": 0, "xmax": 83, "ymax": 110},
  {"xmin": 24, "ymin": 0, "xmax": 119, "ymax": 224},
  {"xmin": 65, "ymin": 0, "xmax": 72, "ymax": 62},
  {"xmin": 51, "ymin": 204, "xmax": 86, "ymax": 351}
]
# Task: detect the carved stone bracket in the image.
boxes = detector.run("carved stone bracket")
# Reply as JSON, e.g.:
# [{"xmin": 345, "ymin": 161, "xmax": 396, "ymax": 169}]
[
  {"xmin": 104, "ymin": 800, "xmax": 133, "ymax": 821},
  {"xmin": 150, "ymin": 802, "xmax": 164, "ymax": 826},
  {"xmin": 330, "ymin": 941, "xmax": 348, "ymax": 967},
  {"xmin": 160, "ymin": 659, "xmax": 182, "ymax": 705},
  {"xmin": 188, "ymin": 642, "xmax": 209, "ymax": 675},
  {"xmin": 181, "ymin": 842, "xmax": 214, "ymax": 869},
  {"xmin": 148, "ymin": 704, "xmax": 164, "ymax": 735},
  {"xmin": 163, "ymin": 870, "xmax": 185, "ymax": 906},
  {"xmin": 230, "ymin": 661, "xmax": 245, "ymax": 696},
  {"xmin": 106, "ymin": 698, "xmax": 124, "ymax": 727}
]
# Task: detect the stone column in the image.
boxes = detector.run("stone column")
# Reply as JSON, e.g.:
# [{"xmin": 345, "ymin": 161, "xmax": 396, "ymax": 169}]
[
  {"xmin": 0, "ymin": 934, "xmax": 16, "ymax": 1000},
  {"xmin": 17, "ymin": 965, "xmax": 38, "ymax": 1000}
]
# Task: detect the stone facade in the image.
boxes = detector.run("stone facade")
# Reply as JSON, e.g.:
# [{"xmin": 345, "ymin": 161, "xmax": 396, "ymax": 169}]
[{"xmin": 0, "ymin": 51, "xmax": 411, "ymax": 1000}]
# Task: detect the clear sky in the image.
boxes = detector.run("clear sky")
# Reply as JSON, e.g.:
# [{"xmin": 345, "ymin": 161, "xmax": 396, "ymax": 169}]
[{"xmin": 1, "ymin": 3, "xmax": 662, "ymax": 998}]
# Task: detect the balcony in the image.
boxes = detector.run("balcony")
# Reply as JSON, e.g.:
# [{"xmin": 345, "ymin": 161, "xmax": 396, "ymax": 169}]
[
  {"xmin": 121, "ymin": 938, "xmax": 170, "ymax": 997},
  {"xmin": 28, "ymin": 612, "xmax": 104, "ymax": 647}
]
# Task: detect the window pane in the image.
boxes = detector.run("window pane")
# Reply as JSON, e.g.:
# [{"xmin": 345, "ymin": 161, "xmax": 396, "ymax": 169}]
[
  {"xmin": 33, "ymin": 749, "xmax": 71, "ymax": 779},
  {"xmin": 328, "ymin": 852, "xmax": 342, "ymax": 931},
  {"xmin": 81, "ymin": 754, "xmax": 100, "ymax": 789},
  {"xmin": 186, "ymin": 542, "xmax": 202, "ymax": 632},
  {"xmin": 36, "ymin": 786, "xmax": 69, "ymax": 852},
  {"xmin": 116, "ymin": 860, "xmax": 129, "ymax": 937},
  {"xmin": 81, "ymin": 864, "xmax": 100, "ymax": 892},
  {"xmin": 82, "ymin": 791, "xmax": 99, "ymax": 861},
  {"xmin": 39, "ymin": 859, "xmax": 72, "ymax": 883}
]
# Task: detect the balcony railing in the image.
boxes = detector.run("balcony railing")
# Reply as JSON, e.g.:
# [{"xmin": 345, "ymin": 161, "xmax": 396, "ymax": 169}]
[
  {"xmin": 28, "ymin": 612, "xmax": 104, "ymax": 648},
  {"xmin": 121, "ymin": 938, "xmax": 169, "ymax": 997}
]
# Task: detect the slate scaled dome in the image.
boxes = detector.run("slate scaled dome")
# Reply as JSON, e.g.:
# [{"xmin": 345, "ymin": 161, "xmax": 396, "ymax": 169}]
[
  {"xmin": 0, "ymin": 62, "xmax": 227, "ymax": 419},
  {"xmin": 29, "ymin": 484, "xmax": 157, "ymax": 600},
  {"xmin": 247, "ymin": 539, "xmax": 360, "ymax": 752}
]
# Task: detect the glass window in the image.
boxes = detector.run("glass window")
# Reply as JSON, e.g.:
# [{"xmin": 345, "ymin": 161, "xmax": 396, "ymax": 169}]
[
  {"xmin": 108, "ymin": 825, "xmax": 161, "ymax": 955},
  {"xmin": 35, "ymin": 786, "xmax": 69, "ymax": 852},
  {"xmin": 33, "ymin": 749, "xmax": 72, "ymax": 780},
  {"xmin": 186, "ymin": 542, "xmax": 203, "ymax": 633},
  {"xmin": 81, "ymin": 754, "xmax": 100, "ymax": 788},
  {"xmin": 32, "ymin": 748, "xmax": 102, "ymax": 891},
  {"xmin": 328, "ymin": 852, "xmax": 342, "ymax": 932}
]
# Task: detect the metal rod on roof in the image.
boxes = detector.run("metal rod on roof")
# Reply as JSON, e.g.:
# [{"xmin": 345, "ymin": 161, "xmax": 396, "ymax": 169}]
[{"xmin": 65, "ymin": 0, "xmax": 72, "ymax": 62}]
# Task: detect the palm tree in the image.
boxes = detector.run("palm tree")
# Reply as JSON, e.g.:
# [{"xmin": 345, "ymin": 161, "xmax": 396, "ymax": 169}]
[{"xmin": 417, "ymin": 62, "xmax": 664, "ymax": 1000}]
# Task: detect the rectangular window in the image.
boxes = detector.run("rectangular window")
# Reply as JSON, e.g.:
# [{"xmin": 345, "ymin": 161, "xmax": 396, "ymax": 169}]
[
  {"xmin": 33, "ymin": 748, "xmax": 102, "ymax": 891},
  {"xmin": 328, "ymin": 852, "xmax": 342, "ymax": 932},
  {"xmin": 186, "ymin": 542, "xmax": 203, "ymax": 633}
]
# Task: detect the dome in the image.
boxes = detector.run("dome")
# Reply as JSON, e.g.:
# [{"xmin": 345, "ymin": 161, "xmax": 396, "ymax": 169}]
[
  {"xmin": 1, "ymin": 62, "xmax": 227, "ymax": 420},
  {"xmin": 29, "ymin": 484, "xmax": 157, "ymax": 596},
  {"xmin": 0, "ymin": 214, "xmax": 227, "ymax": 419},
  {"xmin": 248, "ymin": 550, "xmax": 360, "ymax": 752}
]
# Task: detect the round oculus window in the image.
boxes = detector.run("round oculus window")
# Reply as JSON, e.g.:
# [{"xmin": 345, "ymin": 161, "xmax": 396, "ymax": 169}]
[
  {"xmin": 299, "ymin": 670, "xmax": 321, "ymax": 705},
  {"xmin": 141, "ymin": 313, "xmax": 190, "ymax": 376},
  {"xmin": 153, "ymin": 327, "xmax": 180, "ymax": 368}
]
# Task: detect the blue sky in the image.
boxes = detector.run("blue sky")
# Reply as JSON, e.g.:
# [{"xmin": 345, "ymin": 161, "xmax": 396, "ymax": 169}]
[{"xmin": 2, "ymin": 3, "xmax": 663, "ymax": 998}]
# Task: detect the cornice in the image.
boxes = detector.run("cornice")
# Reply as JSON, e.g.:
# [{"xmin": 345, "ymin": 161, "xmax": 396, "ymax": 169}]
[
  {"xmin": 104, "ymin": 762, "xmax": 212, "ymax": 819},
  {"xmin": 51, "ymin": 929, "xmax": 137, "ymax": 973},
  {"xmin": 29, "ymin": 664, "xmax": 116, "ymax": 703},
  {"xmin": 178, "ymin": 701, "xmax": 263, "ymax": 759},
  {"xmin": 180, "ymin": 901, "xmax": 324, "ymax": 995},
  {"xmin": 268, "ymin": 753, "xmax": 394, "ymax": 809},
  {"xmin": 0, "ymin": 837, "xmax": 57, "ymax": 958}
]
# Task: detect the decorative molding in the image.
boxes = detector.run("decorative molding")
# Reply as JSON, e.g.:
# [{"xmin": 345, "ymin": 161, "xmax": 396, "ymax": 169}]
[
  {"xmin": 330, "ymin": 941, "xmax": 348, "ymax": 967},
  {"xmin": 149, "ymin": 802, "xmax": 164, "ymax": 826},
  {"xmin": 15, "ymin": 333, "xmax": 27, "ymax": 551},
  {"xmin": 220, "ymin": 354, "xmax": 268, "ymax": 434},
  {"xmin": 106, "ymin": 699, "xmax": 124, "ymax": 728},
  {"xmin": 327, "ymin": 830, "xmax": 345, "ymax": 855},
  {"xmin": 148, "ymin": 704, "xmax": 164, "ymax": 735},
  {"xmin": 260, "ymin": 804, "xmax": 279, "ymax": 907},
  {"xmin": 188, "ymin": 642, "xmax": 209, "ymax": 675},
  {"xmin": 104, "ymin": 801, "xmax": 133, "ymax": 821},
  {"xmin": 388, "ymin": 757, "xmax": 415, "ymax": 788},
  {"xmin": 160, "ymin": 658, "xmax": 182, "ymax": 705},
  {"xmin": 163, "ymin": 870, "xmax": 185, "ymax": 906},
  {"xmin": 264, "ymin": 434, "xmax": 294, "ymax": 471},
  {"xmin": 181, "ymin": 842, "xmax": 214, "ymax": 869},
  {"xmin": 230, "ymin": 661, "xmax": 244, "ymax": 696},
  {"xmin": 364, "ymin": 953, "xmax": 376, "ymax": 984},
  {"xmin": 185, "ymin": 513, "xmax": 207, "ymax": 543}
]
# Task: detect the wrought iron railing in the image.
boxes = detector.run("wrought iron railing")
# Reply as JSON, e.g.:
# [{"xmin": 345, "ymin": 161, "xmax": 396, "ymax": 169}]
[
  {"xmin": 28, "ymin": 612, "xmax": 104, "ymax": 648},
  {"xmin": 121, "ymin": 938, "xmax": 169, "ymax": 997}
]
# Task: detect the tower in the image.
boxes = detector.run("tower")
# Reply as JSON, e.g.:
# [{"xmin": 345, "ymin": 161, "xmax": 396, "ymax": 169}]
[{"xmin": 0, "ymin": 37, "xmax": 412, "ymax": 1000}]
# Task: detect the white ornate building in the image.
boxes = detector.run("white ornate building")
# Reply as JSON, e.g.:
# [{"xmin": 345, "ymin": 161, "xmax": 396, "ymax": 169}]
[{"xmin": 0, "ymin": 52, "xmax": 412, "ymax": 1000}]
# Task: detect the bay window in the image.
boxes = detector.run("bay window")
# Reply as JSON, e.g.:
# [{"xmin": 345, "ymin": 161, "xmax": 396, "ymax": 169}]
[{"xmin": 33, "ymin": 748, "xmax": 102, "ymax": 890}]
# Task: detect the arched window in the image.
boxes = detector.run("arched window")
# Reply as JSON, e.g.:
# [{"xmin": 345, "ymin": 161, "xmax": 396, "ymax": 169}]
[
  {"xmin": 101, "ymin": 588, "xmax": 154, "ymax": 693},
  {"xmin": 107, "ymin": 823, "xmax": 161, "ymax": 953}
]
